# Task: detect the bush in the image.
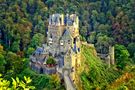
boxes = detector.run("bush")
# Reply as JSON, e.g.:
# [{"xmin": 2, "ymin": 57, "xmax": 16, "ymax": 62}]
[{"xmin": 46, "ymin": 56, "xmax": 56, "ymax": 64}]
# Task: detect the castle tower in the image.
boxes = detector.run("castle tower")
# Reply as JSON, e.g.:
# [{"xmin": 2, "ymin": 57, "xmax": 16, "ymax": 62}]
[
  {"xmin": 109, "ymin": 46, "xmax": 115, "ymax": 65},
  {"xmin": 106, "ymin": 55, "xmax": 110, "ymax": 68},
  {"xmin": 47, "ymin": 14, "xmax": 81, "ymax": 85},
  {"xmin": 66, "ymin": 14, "xmax": 81, "ymax": 85},
  {"xmin": 30, "ymin": 14, "xmax": 81, "ymax": 90},
  {"xmin": 48, "ymin": 14, "xmax": 65, "ymax": 56}
]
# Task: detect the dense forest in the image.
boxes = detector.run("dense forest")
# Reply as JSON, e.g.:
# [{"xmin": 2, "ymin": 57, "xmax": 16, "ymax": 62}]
[{"xmin": 0, "ymin": 0, "xmax": 135, "ymax": 90}]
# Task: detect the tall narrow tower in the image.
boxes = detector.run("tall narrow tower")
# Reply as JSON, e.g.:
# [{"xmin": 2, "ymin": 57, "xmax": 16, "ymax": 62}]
[
  {"xmin": 48, "ymin": 14, "xmax": 65, "ymax": 56},
  {"xmin": 109, "ymin": 46, "xmax": 115, "ymax": 65},
  {"xmin": 47, "ymin": 14, "xmax": 81, "ymax": 84}
]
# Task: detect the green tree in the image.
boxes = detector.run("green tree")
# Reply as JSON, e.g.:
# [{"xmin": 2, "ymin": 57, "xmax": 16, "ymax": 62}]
[
  {"xmin": 115, "ymin": 44, "xmax": 131, "ymax": 69},
  {"xmin": 46, "ymin": 0, "xmax": 54, "ymax": 8},
  {"xmin": 49, "ymin": 74, "xmax": 62, "ymax": 89},
  {"xmin": 5, "ymin": 52, "xmax": 24, "ymax": 74},
  {"xmin": 96, "ymin": 34, "xmax": 111, "ymax": 54},
  {"xmin": 46, "ymin": 56, "xmax": 56, "ymax": 64},
  {"xmin": 87, "ymin": 31, "xmax": 96, "ymax": 43},
  {"xmin": 31, "ymin": 33, "xmax": 44, "ymax": 48},
  {"xmin": 0, "ymin": 74, "xmax": 35, "ymax": 90},
  {"xmin": 0, "ymin": 54, "xmax": 6, "ymax": 73},
  {"xmin": 98, "ymin": 24, "xmax": 110, "ymax": 34},
  {"xmin": 26, "ymin": 47, "xmax": 35, "ymax": 57},
  {"xmin": 127, "ymin": 43, "xmax": 135, "ymax": 57},
  {"xmin": 11, "ymin": 41, "xmax": 20, "ymax": 52}
]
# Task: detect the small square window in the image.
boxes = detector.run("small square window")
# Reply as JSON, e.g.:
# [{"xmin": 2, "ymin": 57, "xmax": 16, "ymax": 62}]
[
  {"xmin": 68, "ymin": 40, "xmax": 70, "ymax": 44},
  {"xmin": 78, "ymin": 48, "xmax": 80, "ymax": 52}
]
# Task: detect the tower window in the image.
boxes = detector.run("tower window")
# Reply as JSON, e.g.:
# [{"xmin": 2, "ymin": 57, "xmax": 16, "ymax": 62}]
[
  {"xmin": 60, "ymin": 18, "xmax": 62, "ymax": 25},
  {"xmin": 49, "ymin": 38, "xmax": 53, "ymax": 44},
  {"xmin": 51, "ymin": 18, "xmax": 52, "ymax": 24},
  {"xmin": 64, "ymin": 18, "xmax": 67, "ymax": 24},
  {"xmin": 73, "ymin": 38, "xmax": 76, "ymax": 44},
  {"xmin": 68, "ymin": 40, "xmax": 70, "ymax": 44},
  {"xmin": 50, "ymin": 33, "xmax": 53, "ymax": 38},
  {"xmin": 78, "ymin": 48, "xmax": 80, "ymax": 52},
  {"xmin": 60, "ymin": 40, "xmax": 64, "ymax": 45}
]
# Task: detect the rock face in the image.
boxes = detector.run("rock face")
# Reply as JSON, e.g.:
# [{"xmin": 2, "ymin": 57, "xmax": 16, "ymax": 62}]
[{"xmin": 30, "ymin": 14, "xmax": 81, "ymax": 82}]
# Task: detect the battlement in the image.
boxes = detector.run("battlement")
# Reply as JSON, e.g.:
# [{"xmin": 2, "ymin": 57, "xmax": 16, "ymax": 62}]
[
  {"xmin": 49, "ymin": 14, "xmax": 79, "ymax": 28},
  {"xmin": 49, "ymin": 14, "xmax": 64, "ymax": 26},
  {"xmin": 66, "ymin": 14, "xmax": 79, "ymax": 28}
]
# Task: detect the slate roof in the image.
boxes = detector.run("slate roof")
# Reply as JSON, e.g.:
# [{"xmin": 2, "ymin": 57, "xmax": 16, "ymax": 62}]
[
  {"xmin": 51, "ymin": 14, "xmax": 61, "ymax": 24},
  {"xmin": 34, "ymin": 47, "xmax": 43, "ymax": 54}
]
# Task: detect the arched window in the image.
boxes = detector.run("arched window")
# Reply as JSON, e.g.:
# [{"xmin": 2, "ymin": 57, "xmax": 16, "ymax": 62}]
[{"xmin": 60, "ymin": 18, "xmax": 62, "ymax": 25}]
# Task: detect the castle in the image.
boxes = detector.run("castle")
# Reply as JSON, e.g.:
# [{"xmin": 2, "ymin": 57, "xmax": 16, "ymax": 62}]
[{"xmin": 30, "ymin": 14, "xmax": 81, "ymax": 85}]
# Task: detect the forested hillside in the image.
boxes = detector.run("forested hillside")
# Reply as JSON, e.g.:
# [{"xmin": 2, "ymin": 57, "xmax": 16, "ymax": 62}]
[
  {"xmin": 0, "ymin": 0, "xmax": 135, "ymax": 90},
  {"xmin": 81, "ymin": 44, "xmax": 135, "ymax": 89}
]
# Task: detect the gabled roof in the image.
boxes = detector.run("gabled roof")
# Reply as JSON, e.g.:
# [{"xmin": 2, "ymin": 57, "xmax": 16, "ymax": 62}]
[{"xmin": 61, "ymin": 29, "xmax": 72, "ymax": 40}]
